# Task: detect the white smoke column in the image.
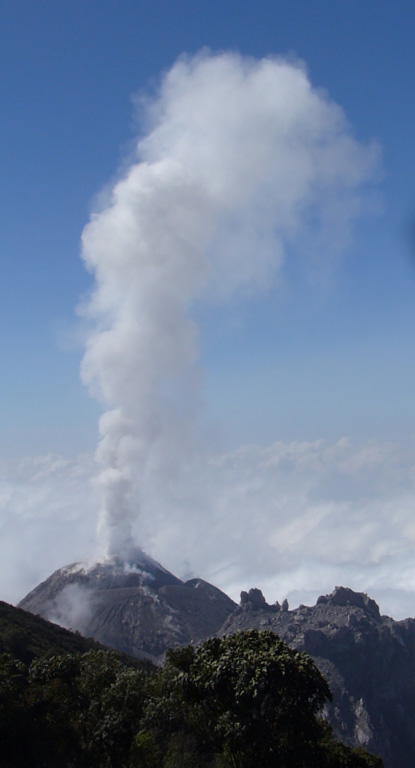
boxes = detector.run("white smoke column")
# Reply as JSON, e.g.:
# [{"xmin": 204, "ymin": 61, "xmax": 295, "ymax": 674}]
[{"xmin": 80, "ymin": 51, "xmax": 378, "ymax": 559}]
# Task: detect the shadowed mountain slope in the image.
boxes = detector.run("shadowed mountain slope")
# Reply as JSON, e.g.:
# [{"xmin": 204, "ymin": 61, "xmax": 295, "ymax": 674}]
[{"xmin": 0, "ymin": 599, "xmax": 138, "ymax": 667}]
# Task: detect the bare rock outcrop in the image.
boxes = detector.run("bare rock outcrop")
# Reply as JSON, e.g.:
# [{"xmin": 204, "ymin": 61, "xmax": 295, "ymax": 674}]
[{"xmin": 220, "ymin": 585, "xmax": 415, "ymax": 768}]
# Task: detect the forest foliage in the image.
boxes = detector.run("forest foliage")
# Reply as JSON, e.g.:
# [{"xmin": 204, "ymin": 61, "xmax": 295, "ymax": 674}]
[{"xmin": 0, "ymin": 620, "xmax": 384, "ymax": 768}]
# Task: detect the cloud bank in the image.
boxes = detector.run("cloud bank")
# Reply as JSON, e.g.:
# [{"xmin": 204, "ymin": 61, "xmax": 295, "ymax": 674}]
[
  {"xmin": 79, "ymin": 50, "xmax": 379, "ymax": 558},
  {"xmin": 1, "ymin": 437, "xmax": 414, "ymax": 619}
]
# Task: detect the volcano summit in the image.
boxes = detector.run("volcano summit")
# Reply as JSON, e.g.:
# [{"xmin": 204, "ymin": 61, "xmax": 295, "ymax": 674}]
[{"xmin": 19, "ymin": 550, "xmax": 236, "ymax": 661}]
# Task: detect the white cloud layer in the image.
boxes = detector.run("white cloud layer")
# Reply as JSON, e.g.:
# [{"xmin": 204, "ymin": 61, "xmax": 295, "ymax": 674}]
[
  {"xmin": 1, "ymin": 437, "xmax": 414, "ymax": 620},
  {"xmin": 79, "ymin": 50, "xmax": 379, "ymax": 559},
  {"xmin": 0, "ymin": 454, "xmax": 98, "ymax": 605}
]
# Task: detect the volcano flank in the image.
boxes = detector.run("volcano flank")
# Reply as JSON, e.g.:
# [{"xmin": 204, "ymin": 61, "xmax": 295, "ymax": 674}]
[{"xmin": 19, "ymin": 550, "xmax": 236, "ymax": 661}]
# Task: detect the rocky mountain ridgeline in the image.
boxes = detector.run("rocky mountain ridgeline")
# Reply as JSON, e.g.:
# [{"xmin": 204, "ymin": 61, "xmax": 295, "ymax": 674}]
[{"xmin": 222, "ymin": 585, "xmax": 415, "ymax": 768}]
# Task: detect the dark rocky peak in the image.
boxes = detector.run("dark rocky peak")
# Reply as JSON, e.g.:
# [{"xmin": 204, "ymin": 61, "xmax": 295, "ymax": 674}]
[
  {"xmin": 240, "ymin": 587, "xmax": 267, "ymax": 609},
  {"xmin": 317, "ymin": 586, "xmax": 381, "ymax": 621},
  {"xmin": 239, "ymin": 588, "xmax": 289, "ymax": 612}
]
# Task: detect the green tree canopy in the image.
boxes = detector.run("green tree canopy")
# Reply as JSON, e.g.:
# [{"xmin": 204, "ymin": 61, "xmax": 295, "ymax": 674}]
[
  {"xmin": 141, "ymin": 630, "xmax": 383, "ymax": 768},
  {"xmin": 0, "ymin": 631, "xmax": 384, "ymax": 768}
]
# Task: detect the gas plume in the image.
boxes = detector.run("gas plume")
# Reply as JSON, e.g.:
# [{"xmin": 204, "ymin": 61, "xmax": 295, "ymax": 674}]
[{"xmin": 79, "ymin": 51, "xmax": 378, "ymax": 559}]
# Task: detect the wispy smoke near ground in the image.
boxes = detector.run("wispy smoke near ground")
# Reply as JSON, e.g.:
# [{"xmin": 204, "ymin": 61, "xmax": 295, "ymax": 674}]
[
  {"xmin": 79, "ymin": 50, "xmax": 379, "ymax": 559},
  {"xmin": 46, "ymin": 582, "xmax": 97, "ymax": 634}
]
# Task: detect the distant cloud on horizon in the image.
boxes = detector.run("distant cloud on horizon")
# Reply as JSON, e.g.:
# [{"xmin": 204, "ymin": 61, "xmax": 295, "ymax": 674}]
[{"xmin": 1, "ymin": 435, "xmax": 414, "ymax": 621}]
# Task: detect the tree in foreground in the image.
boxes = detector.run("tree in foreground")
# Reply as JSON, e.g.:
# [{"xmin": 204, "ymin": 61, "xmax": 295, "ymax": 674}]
[
  {"xmin": 138, "ymin": 630, "xmax": 384, "ymax": 768},
  {"xmin": 0, "ymin": 630, "xmax": 384, "ymax": 767}
]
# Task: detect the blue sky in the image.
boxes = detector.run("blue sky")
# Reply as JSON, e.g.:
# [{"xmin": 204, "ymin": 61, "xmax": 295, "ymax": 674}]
[
  {"xmin": 2, "ymin": 0, "xmax": 415, "ymax": 455},
  {"xmin": 1, "ymin": 1, "xmax": 415, "ymax": 615}
]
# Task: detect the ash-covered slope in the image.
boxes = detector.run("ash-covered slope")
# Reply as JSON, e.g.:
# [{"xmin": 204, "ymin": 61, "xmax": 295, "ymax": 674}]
[
  {"xmin": 19, "ymin": 551, "xmax": 236, "ymax": 661},
  {"xmin": 220, "ymin": 586, "xmax": 415, "ymax": 768}
]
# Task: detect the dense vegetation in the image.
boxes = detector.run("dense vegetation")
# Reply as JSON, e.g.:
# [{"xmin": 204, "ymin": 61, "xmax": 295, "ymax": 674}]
[{"xmin": 0, "ymin": 603, "xmax": 383, "ymax": 767}]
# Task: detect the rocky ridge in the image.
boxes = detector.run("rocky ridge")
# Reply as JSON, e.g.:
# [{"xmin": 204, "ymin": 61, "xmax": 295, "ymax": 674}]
[{"xmin": 222, "ymin": 585, "xmax": 415, "ymax": 768}]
